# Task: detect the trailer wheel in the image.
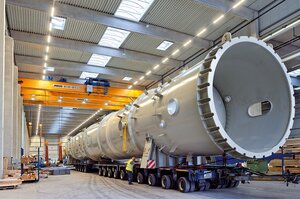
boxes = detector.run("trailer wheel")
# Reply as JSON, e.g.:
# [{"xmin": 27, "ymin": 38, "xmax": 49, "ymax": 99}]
[
  {"xmin": 189, "ymin": 181, "xmax": 195, "ymax": 192},
  {"xmin": 161, "ymin": 175, "xmax": 172, "ymax": 189},
  {"xmin": 148, "ymin": 174, "xmax": 157, "ymax": 186},
  {"xmin": 108, "ymin": 169, "xmax": 113, "ymax": 178},
  {"xmin": 199, "ymin": 181, "xmax": 210, "ymax": 191},
  {"xmin": 98, "ymin": 168, "xmax": 103, "ymax": 176},
  {"xmin": 137, "ymin": 172, "xmax": 145, "ymax": 184},
  {"xmin": 113, "ymin": 170, "xmax": 119, "ymax": 179},
  {"xmin": 120, "ymin": 170, "xmax": 127, "ymax": 180},
  {"xmin": 103, "ymin": 169, "xmax": 107, "ymax": 177},
  {"xmin": 177, "ymin": 177, "xmax": 191, "ymax": 193},
  {"xmin": 217, "ymin": 179, "xmax": 226, "ymax": 189}
]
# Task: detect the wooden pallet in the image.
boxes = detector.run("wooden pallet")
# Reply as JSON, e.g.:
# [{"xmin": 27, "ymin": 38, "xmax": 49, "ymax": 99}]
[{"xmin": 0, "ymin": 179, "xmax": 22, "ymax": 190}]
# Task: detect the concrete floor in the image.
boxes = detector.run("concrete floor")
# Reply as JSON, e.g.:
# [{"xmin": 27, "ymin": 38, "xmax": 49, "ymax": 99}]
[{"xmin": 0, "ymin": 171, "xmax": 299, "ymax": 199}]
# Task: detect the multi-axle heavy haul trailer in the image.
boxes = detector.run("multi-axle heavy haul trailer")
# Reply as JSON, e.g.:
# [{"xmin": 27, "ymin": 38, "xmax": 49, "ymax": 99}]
[{"xmin": 66, "ymin": 36, "xmax": 296, "ymax": 192}]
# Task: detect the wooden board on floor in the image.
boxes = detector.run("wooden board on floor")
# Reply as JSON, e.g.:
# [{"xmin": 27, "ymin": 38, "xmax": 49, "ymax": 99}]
[{"xmin": 0, "ymin": 179, "xmax": 22, "ymax": 190}]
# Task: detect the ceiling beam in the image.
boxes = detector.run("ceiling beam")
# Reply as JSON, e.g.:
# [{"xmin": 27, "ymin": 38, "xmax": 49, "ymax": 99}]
[
  {"xmin": 6, "ymin": 0, "xmax": 211, "ymax": 49},
  {"xmin": 193, "ymin": 0, "xmax": 256, "ymax": 21},
  {"xmin": 15, "ymin": 55, "xmax": 161, "ymax": 81},
  {"xmin": 11, "ymin": 31, "xmax": 181, "ymax": 68}
]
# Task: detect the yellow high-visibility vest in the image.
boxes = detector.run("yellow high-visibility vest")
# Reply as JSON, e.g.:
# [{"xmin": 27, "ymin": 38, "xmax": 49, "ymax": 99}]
[{"xmin": 126, "ymin": 159, "xmax": 134, "ymax": 171}]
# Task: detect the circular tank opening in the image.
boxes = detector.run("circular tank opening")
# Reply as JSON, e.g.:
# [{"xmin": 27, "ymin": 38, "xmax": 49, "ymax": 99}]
[{"xmin": 212, "ymin": 40, "xmax": 293, "ymax": 155}]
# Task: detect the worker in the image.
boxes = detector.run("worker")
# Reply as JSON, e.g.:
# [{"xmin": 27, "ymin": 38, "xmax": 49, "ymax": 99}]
[{"xmin": 126, "ymin": 156, "xmax": 135, "ymax": 185}]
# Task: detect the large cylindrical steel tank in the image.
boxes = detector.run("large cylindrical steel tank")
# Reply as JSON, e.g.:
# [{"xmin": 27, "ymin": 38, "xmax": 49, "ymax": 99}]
[{"xmin": 67, "ymin": 37, "xmax": 295, "ymax": 160}]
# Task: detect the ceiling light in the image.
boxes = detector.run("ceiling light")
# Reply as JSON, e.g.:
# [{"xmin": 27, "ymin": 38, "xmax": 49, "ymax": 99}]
[
  {"xmin": 232, "ymin": 0, "xmax": 245, "ymax": 9},
  {"xmin": 87, "ymin": 54, "xmax": 111, "ymax": 67},
  {"xmin": 47, "ymin": 35, "xmax": 51, "ymax": 43},
  {"xmin": 82, "ymin": 100, "xmax": 86, "ymax": 104},
  {"xmin": 104, "ymin": 102, "xmax": 108, "ymax": 106},
  {"xmin": 139, "ymin": 76, "xmax": 144, "ymax": 80},
  {"xmin": 51, "ymin": 16, "xmax": 66, "ymax": 30},
  {"xmin": 213, "ymin": 15, "xmax": 224, "ymax": 24},
  {"xmin": 42, "ymin": 75, "xmax": 45, "ymax": 80},
  {"xmin": 162, "ymin": 58, "xmax": 169, "ymax": 63},
  {"xmin": 172, "ymin": 49, "xmax": 179, "ymax": 56},
  {"xmin": 282, "ymin": 51, "xmax": 300, "ymax": 62},
  {"xmin": 98, "ymin": 27, "xmax": 130, "ymax": 48},
  {"xmin": 183, "ymin": 40, "xmax": 192, "ymax": 47},
  {"xmin": 50, "ymin": 6, "xmax": 54, "ymax": 17},
  {"xmin": 44, "ymin": 63, "xmax": 47, "ymax": 68},
  {"xmin": 45, "ymin": 66, "xmax": 55, "ymax": 72},
  {"xmin": 153, "ymin": 64, "xmax": 160, "ymax": 70},
  {"xmin": 157, "ymin": 41, "xmax": 173, "ymax": 51},
  {"xmin": 43, "ymin": 69, "xmax": 46, "ymax": 74},
  {"xmin": 80, "ymin": 71, "xmax": 99, "ymax": 79},
  {"xmin": 133, "ymin": 81, "xmax": 138, "ymax": 85},
  {"xmin": 122, "ymin": 77, "xmax": 132, "ymax": 81},
  {"xmin": 59, "ymin": 96, "xmax": 63, "ymax": 99},
  {"xmin": 197, "ymin": 28, "xmax": 207, "ymax": 37},
  {"xmin": 146, "ymin": 70, "xmax": 151, "ymax": 76},
  {"xmin": 262, "ymin": 19, "xmax": 300, "ymax": 41},
  {"xmin": 115, "ymin": 0, "xmax": 155, "ymax": 21},
  {"xmin": 128, "ymin": 85, "xmax": 132, "ymax": 89},
  {"xmin": 45, "ymin": 55, "xmax": 48, "ymax": 61},
  {"xmin": 58, "ymin": 99, "xmax": 62, "ymax": 103},
  {"xmin": 31, "ymin": 97, "xmax": 35, "ymax": 101},
  {"xmin": 49, "ymin": 22, "xmax": 52, "ymax": 31},
  {"xmin": 46, "ymin": 46, "xmax": 49, "ymax": 53}
]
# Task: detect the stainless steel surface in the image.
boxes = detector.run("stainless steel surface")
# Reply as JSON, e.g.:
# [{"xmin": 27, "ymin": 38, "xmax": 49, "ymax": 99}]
[{"xmin": 67, "ymin": 37, "xmax": 295, "ymax": 160}]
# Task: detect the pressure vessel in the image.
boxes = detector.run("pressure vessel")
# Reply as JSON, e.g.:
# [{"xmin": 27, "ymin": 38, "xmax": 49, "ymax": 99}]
[{"xmin": 67, "ymin": 37, "xmax": 295, "ymax": 160}]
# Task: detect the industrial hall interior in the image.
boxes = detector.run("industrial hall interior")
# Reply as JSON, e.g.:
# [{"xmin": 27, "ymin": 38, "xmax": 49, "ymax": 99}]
[{"xmin": 1, "ymin": 0, "xmax": 300, "ymax": 198}]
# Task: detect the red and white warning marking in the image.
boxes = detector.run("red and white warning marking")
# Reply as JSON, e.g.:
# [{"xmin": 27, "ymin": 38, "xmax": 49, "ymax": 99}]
[{"xmin": 147, "ymin": 160, "xmax": 156, "ymax": 169}]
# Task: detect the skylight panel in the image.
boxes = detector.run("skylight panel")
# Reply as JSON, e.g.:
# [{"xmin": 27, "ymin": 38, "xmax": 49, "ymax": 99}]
[
  {"xmin": 99, "ymin": 27, "xmax": 130, "ymax": 48},
  {"xmin": 156, "ymin": 41, "xmax": 173, "ymax": 51},
  {"xmin": 80, "ymin": 72, "xmax": 99, "ymax": 79},
  {"xmin": 122, "ymin": 77, "xmax": 132, "ymax": 81},
  {"xmin": 115, "ymin": 0, "xmax": 155, "ymax": 21},
  {"xmin": 51, "ymin": 16, "xmax": 66, "ymax": 30},
  {"xmin": 87, "ymin": 54, "xmax": 112, "ymax": 67}
]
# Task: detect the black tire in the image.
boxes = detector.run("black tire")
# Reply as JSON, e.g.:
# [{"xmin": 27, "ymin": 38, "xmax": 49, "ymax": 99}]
[
  {"xmin": 233, "ymin": 180, "xmax": 240, "ymax": 188},
  {"xmin": 102, "ymin": 169, "xmax": 107, "ymax": 177},
  {"xmin": 217, "ymin": 179, "xmax": 226, "ymax": 189},
  {"xmin": 190, "ymin": 181, "xmax": 195, "ymax": 192},
  {"xmin": 137, "ymin": 172, "xmax": 145, "ymax": 184},
  {"xmin": 161, "ymin": 175, "xmax": 172, "ymax": 189},
  {"xmin": 120, "ymin": 170, "xmax": 127, "ymax": 180},
  {"xmin": 98, "ymin": 168, "xmax": 103, "ymax": 176},
  {"xmin": 225, "ymin": 180, "xmax": 235, "ymax": 188},
  {"xmin": 114, "ymin": 170, "xmax": 119, "ymax": 179},
  {"xmin": 199, "ymin": 181, "xmax": 210, "ymax": 191},
  {"xmin": 107, "ymin": 169, "xmax": 113, "ymax": 178},
  {"xmin": 177, "ymin": 177, "xmax": 191, "ymax": 193},
  {"xmin": 148, "ymin": 174, "xmax": 157, "ymax": 186}
]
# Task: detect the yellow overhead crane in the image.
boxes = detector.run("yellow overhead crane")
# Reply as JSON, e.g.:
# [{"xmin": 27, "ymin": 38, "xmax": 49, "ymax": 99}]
[{"xmin": 19, "ymin": 78, "xmax": 143, "ymax": 110}]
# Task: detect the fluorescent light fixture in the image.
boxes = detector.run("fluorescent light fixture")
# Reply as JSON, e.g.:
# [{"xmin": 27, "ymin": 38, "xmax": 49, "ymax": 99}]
[
  {"xmin": 42, "ymin": 75, "xmax": 45, "ymax": 79},
  {"xmin": 139, "ymin": 76, "xmax": 144, "ymax": 80},
  {"xmin": 80, "ymin": 71, "xmax": 99, "ymax": 79},
  {"xmin": 133, "ymin": 81, "xmax": 138, "ymax": 85},
  {"xmin": 183, "ymin": 40, "xmax": 192, "ymax": 47},
  {"xmin": 31, "ymin": 97, "xmax": 35, "ymax": 101},
  {"xmin": 45, "ymin": 55, "xmax": 48, "ymax": 61},
  {"xmin": 45, "ymin": 66, "xmax": 55, "ymax": 72},
  {"xmin": 43, "ymin": 69, "xmax": 46, "ymax": 74},
  {"xmin": 87, "ymin": 54, "xmax": 112, "ymax": 67},
  {"xmin": 162, "ymin": 57, "xmax": 169, "ymax": 63},
  {"xmin": 128, "ymin": 85, "xmax": 132, "ymax": 89},
  {"xmin": 295, "ymin": 87, "xmax": 300, "ymax": 90},
  {"xmin": 153, "ymin": 64, "xmax": 160, "ymax": 70},
  {"xmin": 213, "ymin": 15, "xmax": 224, "ymax": 24},
  {"xmin": 288, "ymin": 69, "xmax": 300, "ymax": 77},
  {"xmin": 47, "ymin": 35, "xmax": 51, "ymax": 43},
  {"xmin": 82, "ymin": 100, "xmax": 86, "ymax": 104},
  {"xmin": 146, "ymin": 70, "xmax": 151, "ymax": 76},
  {"xmin": 51, "ymin": 7, "xmax": 54, "ymax": 17},
  {"xmin": 51, "ymin": 16, "xmax": 66, "ymax": 30},
  {"xmin": 232, "ymin": 0, "xmax": 245, "ymax": 9},
  {"xmin": 44, "ymin": 63, "xmax": 47, "ymax": 68},
  {"xmin": 197, "ymin": 28, "xmax": 207, "ymax": 37},
  {"xmin": 104, "ymin": 102, "xmax": 108, "ymax": 106},
  {"xmin": 46, "ymin": 46, "xmax": 49, "ymax": 53},
  {"xmin": 122, "ymin": 77, "xmax": 132, "ymax": 81},
  {"xmin": 115, "ymin": 0, "xmax": 155, "ymax": 21},
  {"xmin": 99, "ymin": 27, "xmax": 130, "ymax": 48},
  {"xmin": 262, "ymin": 19, "xmax": 300, "ymax": 41},
  {"xmin": 282, "ymin": 51, "xmax": 300, "ymax": 62},
  {"xmin": 172, "ymin": 49, "xmax": 179, "ymax": 56},
  {"xmin": 58, "ymin": 99, "xmax": 62, "ymax": 103},
  {"xmin": 157, "ymin": 41, "xmax": 173, "ymax": 51}
]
